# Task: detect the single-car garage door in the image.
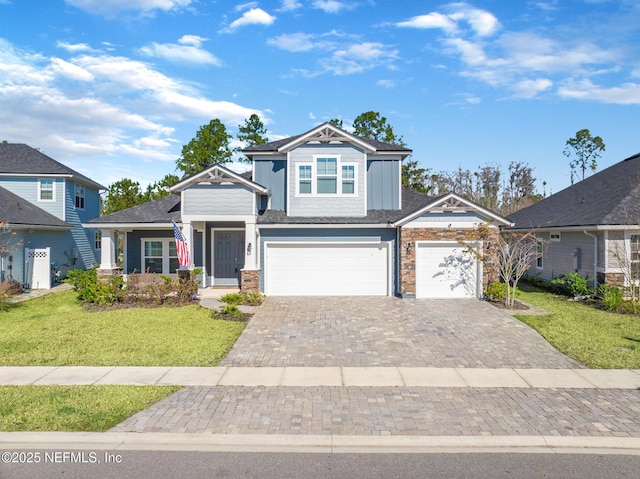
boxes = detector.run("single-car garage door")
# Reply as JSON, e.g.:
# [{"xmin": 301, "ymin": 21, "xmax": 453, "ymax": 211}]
[
  {"xmin": 264, "ymin": 243, "xmax": 390, "ymax": 296},
  {"xmin": 416, "ymin": 242, "xmax": 479, "ymax": 298}
]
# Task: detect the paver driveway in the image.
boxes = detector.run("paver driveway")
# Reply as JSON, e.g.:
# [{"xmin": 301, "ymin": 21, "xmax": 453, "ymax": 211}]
[{"xmin": 220, "ymin": 297, "xmax": 582, "ymax": 369}]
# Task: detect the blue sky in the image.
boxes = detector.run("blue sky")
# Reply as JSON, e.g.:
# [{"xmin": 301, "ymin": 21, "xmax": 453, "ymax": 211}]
[{"xmin": 1, "ymin": 0, "xmax": 639, "ymax": 195}]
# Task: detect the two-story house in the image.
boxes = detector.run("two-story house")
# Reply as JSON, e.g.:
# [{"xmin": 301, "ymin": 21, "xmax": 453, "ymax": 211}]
[
  {"xmin": 0, "ymin": 143, "xmax": 105, "ymax": 288},
  {"xmin": 89, "ymin": 123, "xmax": 510, "ymax": 298}
]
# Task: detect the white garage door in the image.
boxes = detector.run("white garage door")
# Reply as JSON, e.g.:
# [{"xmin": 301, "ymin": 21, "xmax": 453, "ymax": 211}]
[
  {"xmin": 265, "ymin": 243, "xmax": 390, "ymax": 296},
  {"xmin": 416, "ymin": 242, "xmax": 479, "ymax": 298}
]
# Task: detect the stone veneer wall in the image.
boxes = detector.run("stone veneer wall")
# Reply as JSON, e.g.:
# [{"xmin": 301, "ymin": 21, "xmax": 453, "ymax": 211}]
[
  {"xmin": 241, "ymin": 269, "xmax": 261, "ymax": 292},
  {"xmin": 399, "ymin": 227, "xmax": 499, "ymax": 297}
]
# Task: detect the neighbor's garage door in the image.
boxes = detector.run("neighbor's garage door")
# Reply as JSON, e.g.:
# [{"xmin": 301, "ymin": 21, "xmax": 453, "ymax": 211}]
[
  {"xmin": 264, "ymin": 243, "xmax": 390, "ymax": 296},
  {"xmin": 416, "ymin": 242, "xmax": 479, "ymax": 298}
]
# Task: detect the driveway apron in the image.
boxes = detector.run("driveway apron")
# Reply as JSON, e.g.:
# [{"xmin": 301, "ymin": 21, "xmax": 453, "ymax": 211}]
[{"xmin": 219, "ymin": 297, "xmax": 582, "ymax": 369}]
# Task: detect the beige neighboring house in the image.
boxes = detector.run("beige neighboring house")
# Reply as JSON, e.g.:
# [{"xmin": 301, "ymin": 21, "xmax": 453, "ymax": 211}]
[{"xmin": 507, "ymin": 151, "xmax": 640, "ymax": 288}]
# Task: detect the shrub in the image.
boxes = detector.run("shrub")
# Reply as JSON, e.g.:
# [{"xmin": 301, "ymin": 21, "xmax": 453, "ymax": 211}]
[
  {"xmin": 65, "ymin": 268, "xmax": 125, "ymax": 306},
  {"xmin": 597, "ymin": 284, "xmax": 624, "ymax": 312},
  {"xmin": 551, "ymin": 272, "xmax": 593, "ymax": 298},
  {"xmin": 220, "ymin": 292, "xmax": 244, "ymax": 307},
  {"xmin": 485, "ymin": 281, "xmax": 520, "ymax": 304},
  {"xmin": 242, "ymin": 290, "xmax": 264, "ymax": 306},
  {"xmin": 0, "ymin": 281, "xmax": 15, "ymax": 312}
]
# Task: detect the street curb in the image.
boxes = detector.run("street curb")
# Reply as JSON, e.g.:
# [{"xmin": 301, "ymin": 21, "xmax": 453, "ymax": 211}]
[{"xmin": 2, "ymin": 433, "xmax": 640, "ymax": 455}]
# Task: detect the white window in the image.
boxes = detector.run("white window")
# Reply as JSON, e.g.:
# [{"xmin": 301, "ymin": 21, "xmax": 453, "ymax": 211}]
[
  {"xmin": 95, "ymin": 231, "xmax": 101, "ymax": 250},
  {"xmin": 550, "ymin": 232, "xmax": 561, "ymax": 242},
  {"xmin": 536, "ymin": 240, "xmax": 544, "ymax": 269},
  {"xmin": 298, "ymin": 164, "xmax": 312, "ymax": 194},
  {"xmin": 75, "ymin": 183, "xmax": 85, "ymax": 210},
  {"xmin": 38, "ymin": 179, "xmax": 54, "ymax": 201},
  {"xmin": 342, "ymin": 165, "xmax": 355, "ymax": 194},
  {"xmin": 317, "ymin": 157, "xmax": 338, "ymax": 194},
  {"xmin": 295, "ymin": 156, "xmax": 357, "ymax": 196},
  {"xmin": 142, "ymin": 239, "xmax": 178, "ymax": 274}
]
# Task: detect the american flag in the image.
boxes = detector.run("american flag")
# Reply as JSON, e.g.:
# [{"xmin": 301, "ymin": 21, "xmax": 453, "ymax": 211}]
[{"xmin": 172, "ymin": 221, "xmax": 190, "ymax": 268}]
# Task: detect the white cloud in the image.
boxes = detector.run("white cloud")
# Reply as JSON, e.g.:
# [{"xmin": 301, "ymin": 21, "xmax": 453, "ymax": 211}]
[
  {"xmin": 512, "ymin": 78, "xmax": 553, "ymax": 98},
  {"xmin": 267, "ymin": 33, "xmax": 318, "ymax": 52},
  {"xmin": 65, "ymin": 0, "xmax": 192, "ymax": 16},
  {"xmin": 313, "ymin": 0, "xmax": 349, "ymax": 14},
  {"xmin": 50, "ymin": 58, "xmax": 95, "ymax": 81},
  {"xmin": 377, "ymin": 79, "xmax": 395, "ymax": 88},
  {"xmin": 396, "ymin": 12, "xmax": 458, "ymax": 33},
  {"xmin": 226, "ymin": 8, "xmax": 276, "ymax": 32},
  {"xmin": 56, "ymin": 41, "xmax": 94, "ymax": 53},
  {"xmin": 322, "ymin": 42, "xmax": 399, "ymax": 75},
  {"xmin": 139, "ymin": 36, "xmax": 222, "ymax": 66},
  {"xmin": 280, "ymin": 0, "xmax": 302, "ymax": 11},
  {"xmin": 558, "ymin": 79, "xmax": 640, "ymax": 104}
]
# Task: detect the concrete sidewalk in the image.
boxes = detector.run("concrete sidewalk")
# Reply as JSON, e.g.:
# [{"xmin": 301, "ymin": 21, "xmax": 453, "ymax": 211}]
[
  {"xmin": 2, "ymin": 431, "xmax": 640, "ymax": 455},
  {"xmin": 1, "ymin": 366, "xmax": 639, "ymax": 388}
]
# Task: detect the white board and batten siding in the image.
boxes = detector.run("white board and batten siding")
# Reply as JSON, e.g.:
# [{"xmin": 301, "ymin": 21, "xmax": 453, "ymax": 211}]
[{"xmin": 263, "ymin": 242, "xmax": 392, "ymax": 296}]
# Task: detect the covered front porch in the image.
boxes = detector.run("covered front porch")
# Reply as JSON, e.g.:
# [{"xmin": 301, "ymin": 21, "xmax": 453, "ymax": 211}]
[{"xmin": 97, "ymin": 218, "xmax": 260, "ymax": 290}]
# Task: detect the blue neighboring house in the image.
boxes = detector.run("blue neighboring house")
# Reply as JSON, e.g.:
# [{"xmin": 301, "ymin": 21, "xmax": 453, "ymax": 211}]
[
  {"xmin": 0, "ymin": 143, "xmax": 105, "ymax": 288},
  {"xmin": 88, "ymin": 123, "xmax": 510, "ymax": 298}
]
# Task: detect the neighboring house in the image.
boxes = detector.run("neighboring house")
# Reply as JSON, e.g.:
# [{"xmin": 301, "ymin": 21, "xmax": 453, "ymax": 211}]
[
  {"xmin": 0, "ymin": 144, "xmax": 105, "ymax": 288},
  {"xmin": 88, "ymin": 123, "xmax": 510, "ymax": 298},
  {"xmin": 507, "ymin": 151, "xmax": 640, "ymax": 288}
]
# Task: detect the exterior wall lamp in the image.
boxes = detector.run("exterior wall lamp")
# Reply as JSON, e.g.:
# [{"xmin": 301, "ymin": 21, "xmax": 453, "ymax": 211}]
[
  {"xmin": 246, "ymin": 242, "xmax": 252, "ymax": 256},
  {"xmin": 406, "ymin": 242, "xmax": 413, "ymax": 253}
]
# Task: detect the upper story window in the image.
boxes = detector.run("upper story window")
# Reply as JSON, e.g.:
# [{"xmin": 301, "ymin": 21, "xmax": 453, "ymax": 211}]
[
  {"xmin": 38, "ymin": 179, "xmax": 54, "ymax": 201},
  {"xmin": 296, "ymin": 156, "xmax": 357, "ymax": 196},
  {"xmin": 75, "ymin": 183, "xmax": 85, "ymax": 210}
]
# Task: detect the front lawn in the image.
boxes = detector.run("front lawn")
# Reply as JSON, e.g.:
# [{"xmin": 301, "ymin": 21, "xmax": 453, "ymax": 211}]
[
  {"xmin": 0, "ymin": 385, "xmax": 179, "ymax": 431},
  {"xmin": 515, "ymin": 284, "xmax": 640, "ymax": 369},
  {"xmin": 0, "ymin": 290, "xmax": 245, "ymax": 366}
]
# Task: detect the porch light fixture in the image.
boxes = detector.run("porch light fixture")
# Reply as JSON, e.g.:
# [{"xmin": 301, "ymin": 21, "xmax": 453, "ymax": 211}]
[
  {"xmin": 406, "ymin": 242, "xmax": 412, "ymax": 253},
  {"xmin": 247, "ymin": 242, "xmax": 252, "ymax": 256}
]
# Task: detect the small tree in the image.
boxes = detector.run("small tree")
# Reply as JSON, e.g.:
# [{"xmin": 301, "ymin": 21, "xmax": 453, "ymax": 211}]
[
  {"xmin": 563, "ymin": 129, "xmax": 605, "ymax": 183},
  {"xmin": 471, "ymin": 224, "xmax": 542, "ymax": 308}
]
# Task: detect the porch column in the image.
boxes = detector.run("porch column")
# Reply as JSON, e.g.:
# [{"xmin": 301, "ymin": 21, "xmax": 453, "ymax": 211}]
[
  {"xmin": 244, "ymin": 220, "xmax": 258, "ymax": 270},
  {"xmin": 99, "ymin": 229, "xmax": 117, "ymax": 269},
  {"xmin": 181, "ymin": 221, "xmax": 194, "ymax": 269}
]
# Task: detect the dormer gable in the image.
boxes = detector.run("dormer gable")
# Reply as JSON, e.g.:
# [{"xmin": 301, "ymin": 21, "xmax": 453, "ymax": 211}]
[{"xmin": 169, "ymin": 163, "xmax": 269, "ymax": 194}]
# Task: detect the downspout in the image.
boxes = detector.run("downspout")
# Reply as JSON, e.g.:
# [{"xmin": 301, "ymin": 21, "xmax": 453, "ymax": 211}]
[{"xmin": 583, "ymin": 230, "xmax": 598, "ymax": 288}]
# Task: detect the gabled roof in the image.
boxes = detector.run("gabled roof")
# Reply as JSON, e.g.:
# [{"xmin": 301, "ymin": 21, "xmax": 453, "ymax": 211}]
[
  {"xmin": 86, "ymin": 194, "xmax": 181, "ymax": 227},
  {"xmin": 243, "ymin": 122, "xmax": 412, "ymax": 157},
  {"xmin": 0, "ymin": 186, "xmax": 72, "ymax": 229},
  {"xmin": 395, "ymin": 192, "xmax": 513, "ymax": 227},
  {"xmin": 0, "ymin": 143, "xmax": 106, "ymax": 190},
  {"xmin": 169, "ymin": 163, "xmax": 268, "ymax": 194},
  {"xmin": 508, "ymin": 152, "xmax": 640, "ymax": 230}
]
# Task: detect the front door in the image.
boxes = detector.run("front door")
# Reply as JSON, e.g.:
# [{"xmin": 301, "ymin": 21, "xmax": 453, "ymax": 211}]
[{"xmin": 213, "ymin": 230, "xmax": 245, "ymax": 286}]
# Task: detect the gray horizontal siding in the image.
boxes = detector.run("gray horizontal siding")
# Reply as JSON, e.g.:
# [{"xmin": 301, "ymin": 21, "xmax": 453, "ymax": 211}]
[
  {"xmin": 0, "ymin": 177, "xmax": 64, "ymax": 219},
  {"xmin": 288, "ymin": 144, "xmax": 366, "ymax": 217},
  {"xmin": 408, "ymin": 212, "xmax": 486, "ymax": 224},
  {"xmin": 528, "ymin": 231, "xmax": 597, "ymax": 281},
  {"xmin": 183, "ymin": 185, "xmax": 253, "ymax": 216},
  {"xmin": 126, "ymin": 229, "xmax": 203, "ymax": 274}
]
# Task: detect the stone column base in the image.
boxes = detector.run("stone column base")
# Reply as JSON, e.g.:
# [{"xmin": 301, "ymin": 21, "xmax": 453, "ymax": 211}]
[{"xmin": 240, "ymin": 269, "xmax": 261, "ymax": 292}]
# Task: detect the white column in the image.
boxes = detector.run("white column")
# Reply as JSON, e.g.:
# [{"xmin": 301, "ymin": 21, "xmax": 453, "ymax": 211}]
[
  {"xmin": 99, "ymin": 229, "xmax": 117, "ymax": 269},
  {"xmin": 244, "ymin": 220, "xmax": 258, "ymax": 269},
  {"xmin": 181, "ymin": 221, "xmax": 194, "ymax": 269}
]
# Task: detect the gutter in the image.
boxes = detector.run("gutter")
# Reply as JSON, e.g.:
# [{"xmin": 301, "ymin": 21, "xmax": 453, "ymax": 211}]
[{"xmin": 583, "ymin": 230, "xmax": 598, "ymax": 288}]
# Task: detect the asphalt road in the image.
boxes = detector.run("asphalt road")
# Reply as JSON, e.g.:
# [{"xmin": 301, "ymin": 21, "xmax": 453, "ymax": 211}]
[{"xmin": 2, "ymin": 451, "xmax": 640, "ymax": 479}]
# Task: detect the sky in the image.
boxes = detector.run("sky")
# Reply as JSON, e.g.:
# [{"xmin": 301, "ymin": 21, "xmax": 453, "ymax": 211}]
[{"xmin": 1, "ymin": 0, "xmax": 639, "ymax": 196}]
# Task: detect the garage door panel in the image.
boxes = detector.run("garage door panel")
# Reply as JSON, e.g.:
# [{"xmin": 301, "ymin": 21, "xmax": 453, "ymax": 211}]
[
  {"xmin": 265, "ymin": 243, "xmax": 389, "ymax": 296},
  {"xmin": 416, "ymin": 243, "xmax": 478, "ymax": 298}
]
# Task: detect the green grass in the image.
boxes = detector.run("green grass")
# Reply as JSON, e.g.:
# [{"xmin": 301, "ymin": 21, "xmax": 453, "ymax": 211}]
[
  {"xmin": 515, "ymin": 284, "xmax": 640, "ymax": 368},
  {"xmin": 0, "ymin": 290, "xmax": 245, "ymax": 366},
  {"xmin": 0, "ymin": 385, "xmax": 179, "ymax": 431}
]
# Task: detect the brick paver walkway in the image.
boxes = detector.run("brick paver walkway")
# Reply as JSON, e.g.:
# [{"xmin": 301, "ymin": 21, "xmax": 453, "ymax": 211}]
[{"xmin": 220, "ymin": 297, "xmax": 581, "ymax": 368}]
